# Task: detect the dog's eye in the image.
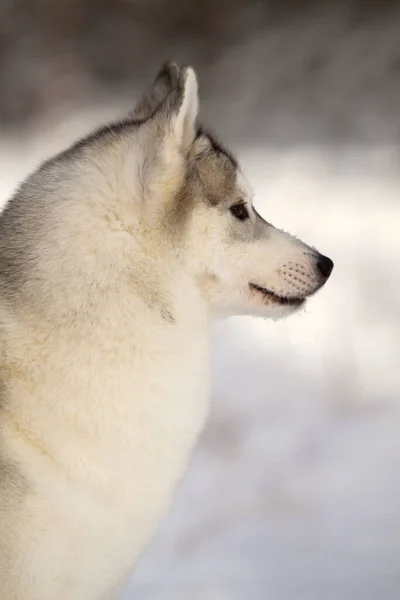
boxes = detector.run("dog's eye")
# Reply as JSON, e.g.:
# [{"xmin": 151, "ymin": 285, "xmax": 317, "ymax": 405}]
[{"xmin": 230, "ymin": 203, "xmax": 249, "ymax": 221}]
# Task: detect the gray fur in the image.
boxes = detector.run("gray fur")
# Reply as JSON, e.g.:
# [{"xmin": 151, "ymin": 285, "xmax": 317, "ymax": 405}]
[
  {"xmin": 0, "ymin": 452, "xmax": 28, "ymax": 509},
  {"xmin": 130, "ymin": 60, "xmax": 181, "ymax": 122}
]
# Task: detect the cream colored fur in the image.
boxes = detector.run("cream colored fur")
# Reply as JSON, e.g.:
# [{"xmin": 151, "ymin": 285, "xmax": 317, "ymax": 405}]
[{"xmin": 0, "ymin": 62, "xmax": 333, "ymax": 599}]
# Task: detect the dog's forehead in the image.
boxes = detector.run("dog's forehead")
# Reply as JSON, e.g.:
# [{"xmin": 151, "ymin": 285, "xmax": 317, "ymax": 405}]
[
  {"xmin": 189, "ymin": 132, "xmax": 245, "ymax": 206},
  {"xmin": 193, "ymin": 153, "xmax": 237, "ymax": 205},
  {"xmin": 235, "ymin": 170, "xmax": 253, "ymax": 204}
]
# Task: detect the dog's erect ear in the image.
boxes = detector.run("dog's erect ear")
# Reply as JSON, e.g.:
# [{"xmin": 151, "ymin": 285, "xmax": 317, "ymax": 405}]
[
  {"xmin": 132, "ymin": 61, "xmax": 198, "ymax": 153},
  {"xmin": 131, "ymin": 64, "xmax": 199, "ymax": 205},
  {"xmin": 163, "ymin": 65, "xmax": 198, "ymax": 153},
  {"xmin": 131, "ymin": 61, "xmax": 180, "ymax": 121}
]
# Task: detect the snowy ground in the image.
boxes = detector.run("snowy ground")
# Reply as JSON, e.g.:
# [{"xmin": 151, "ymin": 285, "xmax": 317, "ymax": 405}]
[{"xmin": 0, "ymin": 102, "xmax": 399, "ymax": 599}]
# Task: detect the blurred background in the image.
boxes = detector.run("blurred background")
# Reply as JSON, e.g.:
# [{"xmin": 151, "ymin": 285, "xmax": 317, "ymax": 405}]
[{"xmin": 0, "ymin": 1, "xmax": 399, "ymax": 598}]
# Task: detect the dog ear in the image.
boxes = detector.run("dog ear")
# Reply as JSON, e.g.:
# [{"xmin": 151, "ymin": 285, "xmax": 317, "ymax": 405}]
[
  {"xmin": 135, "ymin": 63, "xmax": 199, "ymax": 154},
  {"xmin": 166, "ymin": 65, "xmax": 199, "ymax": 152},
  {"xmin": 131, "ymin": 64, "xmax": 199, "ymax": 207},
  {"xmin": 130, "ymin": 61, "xmax": 181, "ymax": 122}
]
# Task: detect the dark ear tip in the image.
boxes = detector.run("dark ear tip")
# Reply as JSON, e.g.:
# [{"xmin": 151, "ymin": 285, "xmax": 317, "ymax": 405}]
[
  {"xmin": 158, "ymin": 60, "xmax": 180, "ymax": 85},
  {"xmin": 161, "ymin": 60, "xmax": 179, "ymax": 72}
]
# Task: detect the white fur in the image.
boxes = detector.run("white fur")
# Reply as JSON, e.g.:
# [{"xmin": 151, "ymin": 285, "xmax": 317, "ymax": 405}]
[
  {"xmin": 173, "ymin": 67, "xmax": 199, "ymax": 150},
  {"xmin": 0, "ymin": 63, "xmax": 332, "ymax": 599}
]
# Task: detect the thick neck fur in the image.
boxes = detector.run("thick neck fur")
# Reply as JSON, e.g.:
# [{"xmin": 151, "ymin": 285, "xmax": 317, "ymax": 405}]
[{"xmin": 0, "ymin": 135, "xmax": 211, "ymax": 485}]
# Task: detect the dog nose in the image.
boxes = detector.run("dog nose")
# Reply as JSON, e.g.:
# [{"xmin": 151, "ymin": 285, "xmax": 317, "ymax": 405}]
[{"xmin": 317, "ymin": 254, "xmax": 334, "ymax": 279}]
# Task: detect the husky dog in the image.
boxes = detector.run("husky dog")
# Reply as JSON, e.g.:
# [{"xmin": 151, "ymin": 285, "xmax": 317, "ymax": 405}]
[{"xmin": 0, "ymin": 61, "xmax": 333, "ymax": 599}]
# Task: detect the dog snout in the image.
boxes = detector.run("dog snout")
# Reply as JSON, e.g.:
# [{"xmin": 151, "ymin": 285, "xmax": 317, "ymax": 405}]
[{"xmin": 316, "ymin": 253, "xmax": 334, "ymax": 280}]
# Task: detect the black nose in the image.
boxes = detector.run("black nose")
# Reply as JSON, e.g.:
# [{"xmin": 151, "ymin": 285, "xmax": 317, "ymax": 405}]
[{"xmin": 317, "ymin": 254, "xmax": 334, "ymax": 279}]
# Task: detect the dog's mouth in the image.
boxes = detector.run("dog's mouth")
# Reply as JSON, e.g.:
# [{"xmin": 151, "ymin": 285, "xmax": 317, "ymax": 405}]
[{"xmin": 249, "ymin": 283, "xmax": 306, "ymax": 307}]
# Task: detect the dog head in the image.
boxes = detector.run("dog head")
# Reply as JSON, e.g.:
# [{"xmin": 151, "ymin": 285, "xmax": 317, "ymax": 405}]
[
  {"xmin": 126, "ymin": 61, "xmax": 333, "ymax": 319},
  {"xmin": 1, "ymin": 62, "xmax": 332, "ymax": 323}
]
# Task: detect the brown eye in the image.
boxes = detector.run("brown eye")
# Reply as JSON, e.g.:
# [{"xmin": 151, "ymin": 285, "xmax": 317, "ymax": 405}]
[{"xmin": 230, "ymin": 203, "xmax": 249, "ymax": 221}]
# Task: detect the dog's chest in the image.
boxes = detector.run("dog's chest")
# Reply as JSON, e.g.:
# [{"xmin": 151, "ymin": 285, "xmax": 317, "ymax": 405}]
[{"xmin": 2, "ymin": 317, "xmax": 211, "ymax": 597}]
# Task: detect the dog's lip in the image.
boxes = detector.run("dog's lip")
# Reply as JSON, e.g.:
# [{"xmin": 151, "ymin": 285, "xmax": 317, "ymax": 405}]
[{"xmin": 249, "ymin": 283, "xmax": 306, "ymax": 307}]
